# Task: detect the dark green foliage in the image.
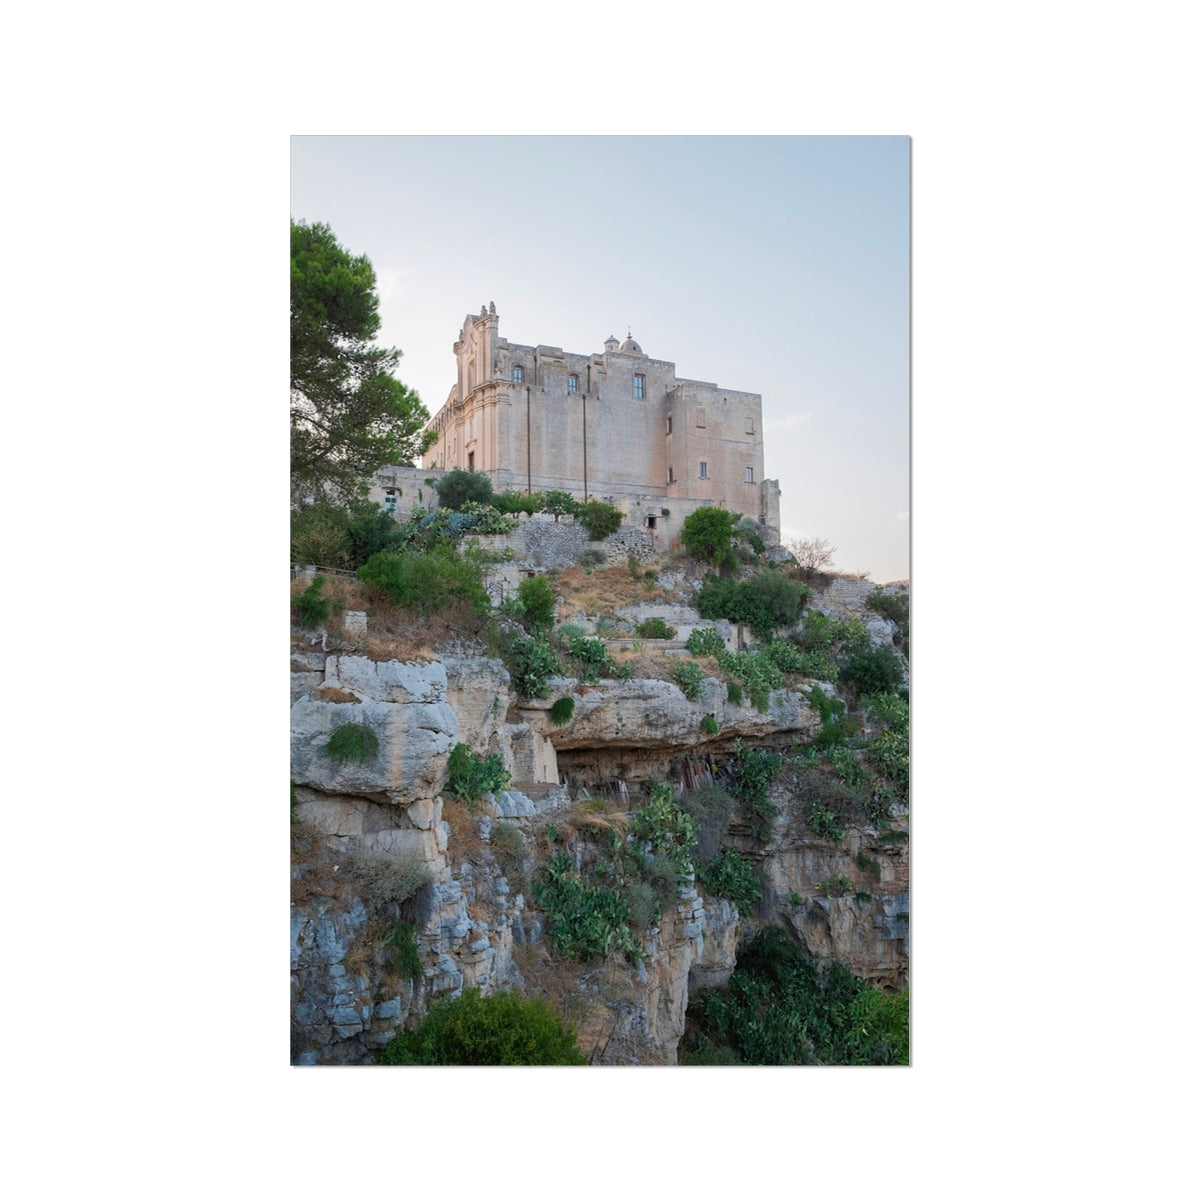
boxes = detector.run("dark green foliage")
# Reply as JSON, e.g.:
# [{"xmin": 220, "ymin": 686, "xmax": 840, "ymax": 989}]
[
  {"xmin": 500, "ymin": 630, "xmax": 560, "ymax": 698},
  {"xmin": 795, "ymin": 770, "xmax": 860, "ymax": 842},
  {"xmin": 699, "ymin": 714, "xmax": 720, "ymax": 737},
  {"xmin": 446, "ymin": 743, "xmax": 511, "ymax": 807},
  {"xmin": 727, "ymin": 740, "xmax": 784, "ymax": 841},
  {"xmin": 815, "ymin": 874, "xmax": 854, "ymax": 898},
  {"xmin": 577, "ymin": 500, "xmax": 623, "ymax": 541},
  {"xmin": 634, "ymin": 617, "xmax": 677, "ymax": 639},
  {"xmin": 671, "ymin": 660, "xmax": 706, "ymax": 701},
  {"xmin": 726, "ymin": 680, "xmax": 744, "ymax": 706},
  {"xmin": 686, "ymin": 626, "xmax": 727, "ymax": 657},
  {"xmin": 549, "ymin": 696, "xmax": 575, "ymax": 726},
  {"xmin": 863, "ymin": 692, "xmax": 909, "ymax": 737},
  {"xmin": 677, "ymin": 786, "xmax": 735, "ymax": 866},
  {"xmin": 697, "ymin": 849, "xmax": 760, "ymax": 913},
  {"xmin": 380, "ymin": 988, "xmax": 586, "ymax": 1066},
  {"xmin": 291, "ymin": 220, "xmax": 433, "ymax": 504},
  {"xmin": 435, "ymin": 469, "xmax": 494, "ymax": 510},
  {"xmin": 516, "ymin": 574, "xmax": 557, "ymax": 632},
  {"xmin": 631, "ymin": 785, "xmax": 699, "ymax": 881},
  {"xmin": 294, "ymin": 575, "xmax": 333, "ymax": 629},
  {"xmin": 717, "ymin": 649, "xmax": 785, "ymax": 712},
  {"xmin": 357, "ymin": 548, "xmax": 490, "ymax": 619},
  {"xmin": 696, "ymin": 571, "xmax": 811, "ymax": 640},
  {"xmin": 866, "ymin": 587, "xmax": 909, "ymax": 641},
  {"xmin": 324, "ymin": 722, "xmax": 379, "ymax": 765},
  {"xmin": 763, "ymin": 638, "xmax": 805, "ymax": 674},
  {"xmin": 839, "ymin": 644, "xmax": 905, "ymax": 697},
  {"xmin": 681, "ymin": 927, "xmax": 907, "ymax": 1065},
  {"xmin": 291, "ymin": 499, "xmax": 404, "ymax": 570},
  {"xmin": 854, "ymin": 851, "xmax": 882, "ymax": 883},
  {"xmin": 492, "ymin": 489, "xmax": 543, "ymax": 515},
  {"xmin": 561, "ymin": 629, "xmax": 614, "ymax": 682},
  {"xmin": 865, "ymin": 729, "xmax": 909, "ymax": 800},
  {"xmin": 532, "ymin": 869, "xmax": 642, "ymax": 963},
  {"xmin": 380, "ymin": 922, "xmax": 423, "ymax": 980},
  {"xmin": 680, "ymin": 507, "xmax": 738, "ymax": 566},
  {"xmin": 541, "ymin": 490, "xmax": 579, "ymax": 521}
]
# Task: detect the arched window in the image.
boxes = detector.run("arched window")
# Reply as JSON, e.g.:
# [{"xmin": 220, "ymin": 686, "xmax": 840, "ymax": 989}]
[
  {"xmin": 568, "ymin": 373, "xmax": 579, "ymax": 393},
  {"xmin": 513, "ymin": 365, "xmax": 524, "ymax": 383}
]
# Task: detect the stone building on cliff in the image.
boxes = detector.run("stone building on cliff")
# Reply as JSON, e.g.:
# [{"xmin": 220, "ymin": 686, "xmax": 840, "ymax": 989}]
[{"xmin": 418, "ymin": 303, "xmax": 781, "ymax": 546}]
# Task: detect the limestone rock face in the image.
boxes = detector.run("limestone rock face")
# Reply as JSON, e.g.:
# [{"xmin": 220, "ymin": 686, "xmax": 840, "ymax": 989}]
[
  {"xmin": 290, "ymin": 656, "xmax": 456, "ymax": 803},
  {"xmin": 442, "ymin": 655, "xmax": 512, "ymax": 753},
  {"xmin": 520, "ymin": 676, "xmax": 820, "ymax": 752}
]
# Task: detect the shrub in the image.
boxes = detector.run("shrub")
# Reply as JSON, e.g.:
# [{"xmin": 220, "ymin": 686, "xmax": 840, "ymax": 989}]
[
  {"xmin": 680, "ymin": 507, "xmax": 738, "ymax": 566},
  {"xmin": 634, "ymin": 617, "xmax": 677, "ymax": 639},
  {"xmin": 815, "ymin": 874, "xmax": 854, "ymax": 898},
  {"xmin": 839, "ymin": 645, "xmax": 905, "ymax": 697},
  {"xmin": 578, "ymin": 547, "xmax": 606, "ymax": 568},
  {"xmin": 447, "ymin": 743, "xmax": 511, "ymax": 808},
  {"xmin": 541, "ymin": 489, "xmax": 580, "ymax": 521},
  {"xmin": 489, "ymin": 821, "xmax": 528, "ymax": 884},
  {"xmin": 764, "ymin": 638, "xmax": 805, "ymax": 674},
  {"xmin": 718, "ymin": 649, "xmax": 785, "ymax": 712},
  {"xmin": 380, "ymin": 988, "xmax": 586, "ymax": 1066},
  {"xmin": 324, "ymin": 722, "xmax": 379, "ymax": 765},
  {"xmin": 631, "ymin": 784, "xmax": 698, "ymax": 880},
  {"xmin": 517, "ymin": 574, "xmax": 557, "ymax": 632},
  {"xmin": 493, "ymin": 489, "xmax": 543, "ymax": 515},
  {"xmin": 699, "ymin": 714, "xmax": 720, "ymax": 737},
  {"xmin": 682, "ymin": 927, "xmax": 905, "ymax": 1065},
  {"xmin": 866, "ymin": 587, "xmax": 909, "ymax": 640},
  {"xmin": 380, "ymin": 921, "xmax": 423, "ymax": 980},
  {"xmin": 865, "ymin": 728, "xmax": 909, "ymax": 800},
  {"xmin": 550, "ymin": 696, "xmax": 575, "ymax": 726},
  {"xmin": 500, "ymin": 630, "xmax": 560, "ymax": 698},
  {"xmin": 577, "ymin": 500, "xmax": 623, "ymax": 540},
  {"xmin": 727, "ymin": 740, "xmax": 784, "ymax": 841},
  {"xmin": 697, "ymin": 849, "xmax": 761, "ymax": 914},
  {"xmin": 677, "ymin": 786, "xmax": 735, "ymax": 866},
  {"xmin": 357, "ymin": 548, "xmax": 490, "ymax": 619},
  {"xmin": 726, "ymin": 680, "xmax": 744, "ymax": 706},
  {"xmin": 294, "ymin": 575, "xmax": 333, "ymax": 629},
  {"xmin": 532, "ymin": 869, "xmax": 642, "ymax": 963},
  {"xmin": 625, "ymin": 881, "xmax": 662, "ymax": 931},
  {"xmin": 696, "ymin": 571, "xmax": 810, "ymax": 641},
  {"xmin": 561, "ymin": 629, "xmax": 614, "ymax": 682},
  {"xmin": 346, "ymin": 855, "xmax": 433, "ymax": 922},
  {"xmin": 686, "ymin": 626, "xmax": 727, "ymax": 657},
  {"xmin": 671, "ymin": 660, "xmax": 706, "ymax": 701},
  {"xmin": 435, "ymin": 469, "xmax": 494, "ymax": 510}
]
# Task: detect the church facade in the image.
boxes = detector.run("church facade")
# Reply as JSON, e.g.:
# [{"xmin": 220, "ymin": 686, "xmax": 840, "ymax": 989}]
[{"xmin": 420, "ymin": 304, "xmax": 781, "ymax": 544}]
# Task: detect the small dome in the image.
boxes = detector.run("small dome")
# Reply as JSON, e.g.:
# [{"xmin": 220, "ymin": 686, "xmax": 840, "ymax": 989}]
[{"xmin": 619, "ymin": 335, "xmax": 644, "ymax": 355}]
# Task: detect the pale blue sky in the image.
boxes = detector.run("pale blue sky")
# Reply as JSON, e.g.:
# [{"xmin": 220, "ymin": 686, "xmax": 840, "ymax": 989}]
[{"xmin": 291, "ymin": 135, "xmax": 909, "ymax": 581}]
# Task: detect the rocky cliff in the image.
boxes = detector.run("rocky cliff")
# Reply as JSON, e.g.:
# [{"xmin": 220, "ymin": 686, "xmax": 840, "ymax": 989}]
[{"xmin": 290, "ymin": 622, "xmax": 909, "ymax": 1065}]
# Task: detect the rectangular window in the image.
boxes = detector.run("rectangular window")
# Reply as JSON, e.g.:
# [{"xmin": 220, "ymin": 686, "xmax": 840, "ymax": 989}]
[
  {"xmin": 513, "ymin": 365, "xmax": 523, "ymax": 383},
  {"xmin": 699, "ymin": 461, "xmax": 709, "ymax": 480},
  {"xmin": 745, "ymin": 467, "xmax": 754, "ymax": 483},
  {"xmin": 468, "ymin": 451, "xmax": 475, "ymax": 471},
  {"xmin": 384, "ymin": 493, "xmax": 398, "ymax": 513},
  {"xmin": 568, "ymin": 374, "xmax": 578, "ymax": 392},
  {"xmin": 745, "ymin": 417, "xmax": 755, "ymax": 434},
  {"xmin": 696, "ymin": 409, "xmax": 706, "ymax": 427},
  {"xmin": 666, "ymin": 416, "xmax": 672, "ymax": 435},
  {"xmin": 668, "ymin": 467, "xmax": 675, "ymax": 484},
  {"xmin": 634, "ymin": 374, "xmax": 645, "ymax": 399}
]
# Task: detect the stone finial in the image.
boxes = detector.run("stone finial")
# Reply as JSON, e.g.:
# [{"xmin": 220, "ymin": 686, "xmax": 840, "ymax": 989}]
[
  {"xmin": 481, "ymin": 304, "xmax": 487, "ymax": 316},
  {"xmin": 489, "ymin": 300, "xmax": 496, "ymax": 314}
]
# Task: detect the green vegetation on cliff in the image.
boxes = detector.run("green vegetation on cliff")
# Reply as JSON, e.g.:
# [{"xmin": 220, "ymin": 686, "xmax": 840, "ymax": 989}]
[{"xmin": 681, "ymin": 927, "xmax": 908, "ymax": 1066}]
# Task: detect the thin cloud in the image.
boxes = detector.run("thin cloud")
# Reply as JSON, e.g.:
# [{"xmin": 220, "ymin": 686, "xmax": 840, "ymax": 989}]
[{"xmin": 764, "ymin": 410, "xmax": 813, "ymax": 434}]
